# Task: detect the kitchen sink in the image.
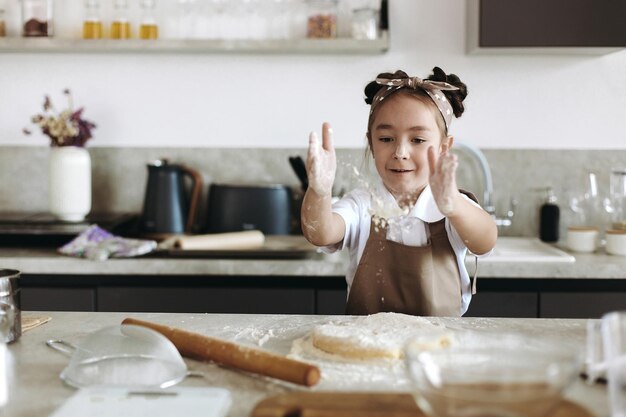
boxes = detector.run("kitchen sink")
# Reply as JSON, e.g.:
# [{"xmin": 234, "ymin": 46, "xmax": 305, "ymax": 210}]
[{"xmin": 471, "ymin": 237, "xmax": 575, "ymax": 263}]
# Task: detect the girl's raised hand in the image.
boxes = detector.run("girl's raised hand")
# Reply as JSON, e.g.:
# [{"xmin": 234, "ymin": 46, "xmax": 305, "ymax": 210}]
[
  {"xmin": 307, "ymin": 122, "xmax": 337, "ymax": 196},
  {"xmin": 428, "ymin": 144, "xmax": 460, "ymax": 216}
]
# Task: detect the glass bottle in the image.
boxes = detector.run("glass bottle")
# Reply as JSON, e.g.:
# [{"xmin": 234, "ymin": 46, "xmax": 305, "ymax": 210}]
[
  {"xmin": 21, "ymin": 0, "xmax": 53, "ymax": 37},
  {"xmin": 139, "ymin": 0, "xmax": 159, "ymax": 40},
  {"xmin": 539, "ymin": 187, "xmax": 560, "ymax": 243},
  {"xmin": 83, "ymin": 0, "xmax": 104, "ymax": 39},
  {"xmin": 110, "ymin": 0, "xmax": 132, "ymax": 39},
  {"xmin": 305, "ymin": 0, "xmax": 337, "ymax": 39}
]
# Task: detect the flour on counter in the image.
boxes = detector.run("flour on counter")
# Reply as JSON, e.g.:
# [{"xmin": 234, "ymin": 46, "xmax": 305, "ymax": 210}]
[
  {"xmin": 289, "ymin": 334, "xmax": 412, "ymax": 391},
  {"xmin": 284, "ymin": 313, "xmax": 453, "ymax": 391}
]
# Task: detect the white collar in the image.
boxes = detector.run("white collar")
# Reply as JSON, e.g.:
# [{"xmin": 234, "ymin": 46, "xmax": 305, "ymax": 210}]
[
  {"xmin": 373, "ymin": 182, "xmax": 445, "ymax": 223},
  {"xmin": 411, "ymin": 185, "xmax": 445, "ymax": 223}
]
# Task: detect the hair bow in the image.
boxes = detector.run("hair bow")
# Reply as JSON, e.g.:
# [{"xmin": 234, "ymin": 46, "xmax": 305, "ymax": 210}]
[{"xmin": 370, "ymin": 76, "xmax": 459, "ymax": 131}]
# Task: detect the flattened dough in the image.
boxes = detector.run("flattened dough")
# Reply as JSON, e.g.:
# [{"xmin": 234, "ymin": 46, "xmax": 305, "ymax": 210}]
[{"xmin": 311, "ymin": 312, "xmax": 450, "ymax": 359}]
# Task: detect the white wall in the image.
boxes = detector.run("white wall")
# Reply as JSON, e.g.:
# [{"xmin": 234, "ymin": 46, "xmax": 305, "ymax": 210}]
[{"xmin": 1, "ymin": 0, "xmax": 625, "ymax": 149}]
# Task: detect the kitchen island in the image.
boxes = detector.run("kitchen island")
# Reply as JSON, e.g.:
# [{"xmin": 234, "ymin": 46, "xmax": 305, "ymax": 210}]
[{"xmin": 6, "ymin": 312, "xmax": 610, "ymax": 417}]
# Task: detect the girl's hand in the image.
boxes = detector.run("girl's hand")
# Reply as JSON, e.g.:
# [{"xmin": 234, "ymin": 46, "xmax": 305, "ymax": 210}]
[
  {"xmin": 307, "ymin": 122, "xmax": 336, "ymax": 196},
  {"xmin": 428, "ymin": 144, "xmax": 460, "ymax": 216}
]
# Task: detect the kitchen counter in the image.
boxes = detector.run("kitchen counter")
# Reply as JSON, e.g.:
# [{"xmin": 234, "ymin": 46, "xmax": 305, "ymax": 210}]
[
  {"xmin": 7, "ymin": 311, "xmax": 610, "ymax": 417},
  {"xmin": 1, "ymin": 245, "xmax": 626, "ymax": 279}
]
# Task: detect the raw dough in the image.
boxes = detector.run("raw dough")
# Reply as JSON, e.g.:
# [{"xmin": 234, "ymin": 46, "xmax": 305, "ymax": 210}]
[{"xmin": 311, "ymin": 312, "xmax": 451, "ymax": 360}]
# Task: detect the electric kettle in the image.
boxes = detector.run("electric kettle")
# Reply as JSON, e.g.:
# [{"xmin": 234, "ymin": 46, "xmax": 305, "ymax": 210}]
[{"xmin": 140, "ymin": 159, "xmax": 202, "ymax": 235}]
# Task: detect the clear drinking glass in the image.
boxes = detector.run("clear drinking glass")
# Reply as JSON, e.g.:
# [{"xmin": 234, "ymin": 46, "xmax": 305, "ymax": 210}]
[
  {"xmin": 587, "ymin": 311, "xmax": 626, "ymax": 417},
  {"xmin": 610, "ymin": 168, "xmax": 626, "ymax": 230}
]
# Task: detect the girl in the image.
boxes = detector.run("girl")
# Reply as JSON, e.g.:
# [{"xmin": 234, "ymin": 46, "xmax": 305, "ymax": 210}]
[{"xmin": 301, "ymin": 68, "xmax": 497, "ymax": 317}]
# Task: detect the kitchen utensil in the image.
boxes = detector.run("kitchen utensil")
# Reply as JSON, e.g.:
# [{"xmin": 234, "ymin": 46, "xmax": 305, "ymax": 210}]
[
  {"xmin": 405, "ymin": 333, "xmax": 582, "ymax": 417},
  {"xmin": 140, "ymin": 159, "xmax": 202, "ymax": 235},
  {"xmin": 154, "ymin": 234, "xmax": 321, "ymax": 259},
  {"xmin": 159, "ymin": 230, "xmax": 265, "ymax": 250},
  {"xmin": 48, "ymin": 386, "xmax": 231, "ymax": 417},
  {"xmin": 122, "ymin": 317, "xmax": 320, "ymax": 387},
  {"xmin": 250, "ymin": 392, "xmax": 594, "ymax": 417},
  {"xmin": 288, "ymin": 156, "xmax": 308, "ymax": 192},
  {"xmin": 46, "ymin": 324, "xmax": 190, "ymax": 389},
  {"xmin": 205, "ymin": 184, "xmax": 292, "ymax": 235},
  {"xmin": 0, "ymin": 269, "xmax": 20, "ymax": 344}
]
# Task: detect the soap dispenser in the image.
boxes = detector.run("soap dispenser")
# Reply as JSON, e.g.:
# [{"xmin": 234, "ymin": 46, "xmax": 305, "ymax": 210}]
[{"xmin": 540, "ymin": 187, "xmax": 560, "ymax": 242}]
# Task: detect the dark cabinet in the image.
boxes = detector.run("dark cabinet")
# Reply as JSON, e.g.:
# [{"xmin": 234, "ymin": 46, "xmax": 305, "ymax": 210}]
[
  {"xmin": 464, "ymin": 279, "xmax": 540, "ymax": 318},
  {"xmin": 97, "ymin": 286, "xmax": 316, "ymax": 314},
  {"xmin": 470, "ymin": 0, "xmax": 626, "ymax": 49},
  {"xmin": 21, "ymin": 287, "xmax": 96, "ymax": 312},
  {"xmin": 465, "ymin": 292, "xmax": 538, "ymax": 318}
]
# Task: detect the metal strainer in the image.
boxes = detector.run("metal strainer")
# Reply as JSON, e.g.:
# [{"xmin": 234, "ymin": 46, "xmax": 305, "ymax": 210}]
[{"xmin": 47, "ymin": 324, "xmax": 191, "ymax": 389}]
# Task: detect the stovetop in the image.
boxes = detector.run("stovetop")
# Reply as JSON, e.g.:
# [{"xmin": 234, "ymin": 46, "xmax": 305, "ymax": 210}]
[{"xmin": 0, "ymin": 212, "xmax": 138, "ymax": 246}]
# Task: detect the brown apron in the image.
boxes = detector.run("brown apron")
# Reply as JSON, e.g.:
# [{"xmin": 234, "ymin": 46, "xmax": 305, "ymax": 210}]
[{"xmin": 345, "ymin": 217, "xmax": 462, "ymax": 317}]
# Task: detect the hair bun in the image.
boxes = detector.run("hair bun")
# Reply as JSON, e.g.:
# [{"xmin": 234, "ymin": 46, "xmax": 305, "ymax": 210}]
[
  {"xmin": 426, "ymin": 66, "xmax": 468, "ymax": 118},
  {"xmin": 364, "ymin": 70, "xmax": 409, "ymax": 105}
]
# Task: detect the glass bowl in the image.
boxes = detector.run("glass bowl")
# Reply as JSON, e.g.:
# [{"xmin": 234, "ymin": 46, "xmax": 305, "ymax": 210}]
[{"xmin": 404, "ymin": 333, "xmax": 582, "ymax": 417}]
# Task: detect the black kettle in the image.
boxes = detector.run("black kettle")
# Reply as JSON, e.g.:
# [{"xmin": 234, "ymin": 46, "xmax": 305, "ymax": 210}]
[{"xmin": 140, "ymin": 159, "xmax": 202, "ymax": 235}]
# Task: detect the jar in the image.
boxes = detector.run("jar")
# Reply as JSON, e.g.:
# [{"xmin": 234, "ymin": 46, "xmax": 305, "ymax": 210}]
[
  {"xmin": 110, "ymin": 0, "xmax": 132, "ymax": 39},
  {"xmin": 83, "ymin": 0, "xmax": 103, "ymax": 39},
  {"xmin": 351, "ymin": 7, "xmax": 378, "ymax": 40},
  {"xmin": 305, "ymin": 0, "xmax": 337, "ymax": 39},
  {"xmin": 21, "ymin": 0, "xmax": 53, "ymax": 37},
  {"xmin": 139, "ymin": 0, "xmax": 159, "ymax": 40},
  {"xmin": 0, "ymin": 7, "xmax": 6, "ymax": 37}
]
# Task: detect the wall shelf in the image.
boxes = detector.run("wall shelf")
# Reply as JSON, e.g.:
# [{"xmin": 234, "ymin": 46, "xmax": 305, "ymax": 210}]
[{"xmin": 0, "ymin": 32, "xmax": 389, "ymax": 54}]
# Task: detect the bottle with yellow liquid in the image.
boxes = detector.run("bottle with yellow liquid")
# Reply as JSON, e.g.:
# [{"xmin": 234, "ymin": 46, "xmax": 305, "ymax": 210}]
[
  {"xmin": 110, "ymin": 0, "xmax": 131, "ymax": 39},
  {"xmin": 83, "ymin": 0, "xmax": 103, "ymax": 39},
  {"xmin": 139, "ymin": 0, "xmax": 158, "ymax": 40}
]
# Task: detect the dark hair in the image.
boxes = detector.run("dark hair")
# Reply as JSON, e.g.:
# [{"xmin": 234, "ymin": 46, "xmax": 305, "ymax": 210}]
[{"xmin": 364, "ymin": 67, "xmax": 468, "ymax": 119}]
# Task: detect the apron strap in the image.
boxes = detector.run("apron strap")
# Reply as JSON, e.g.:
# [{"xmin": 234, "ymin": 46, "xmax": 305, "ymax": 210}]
[{"xmin": 471, "ymin": 255, "xmax": 479, "ymax": 295}]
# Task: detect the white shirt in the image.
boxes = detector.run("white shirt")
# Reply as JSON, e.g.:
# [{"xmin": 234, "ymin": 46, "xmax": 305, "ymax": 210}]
[{"xmin": 325, "ymin": 180, "xmax": 489, "ymax": 315}]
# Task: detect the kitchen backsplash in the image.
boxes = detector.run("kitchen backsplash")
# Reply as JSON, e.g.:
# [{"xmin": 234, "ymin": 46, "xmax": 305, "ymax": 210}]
[{"xmin": 1, "ymin": 146, "xmax": 624, "ymax": 239}]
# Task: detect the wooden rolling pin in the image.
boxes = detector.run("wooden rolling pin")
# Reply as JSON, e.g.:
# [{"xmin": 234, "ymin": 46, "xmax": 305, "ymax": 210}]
[
  {"xmin": 122, "ymin": 317, "xmax": 320, "ymax": 387},
  {"xmin": 174, "ymin": 230, "xmax": 265, "ymax": 250}
]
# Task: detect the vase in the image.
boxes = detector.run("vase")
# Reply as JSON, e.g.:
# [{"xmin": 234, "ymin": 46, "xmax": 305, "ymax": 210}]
[{"xmin": 48, "ymin": 146, "xmax": 92, "ymax": 222}]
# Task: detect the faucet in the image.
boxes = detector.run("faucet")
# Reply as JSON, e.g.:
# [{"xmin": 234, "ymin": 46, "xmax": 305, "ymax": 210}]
[{"xmin": 453, "ymin": 142, "xmax": 516, "ymax": 228}]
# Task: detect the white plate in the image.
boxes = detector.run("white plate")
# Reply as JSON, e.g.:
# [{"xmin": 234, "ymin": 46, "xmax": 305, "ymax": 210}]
[{"xmin": 47, "ymin": 387, "xmax": 231, "ymax": 417}]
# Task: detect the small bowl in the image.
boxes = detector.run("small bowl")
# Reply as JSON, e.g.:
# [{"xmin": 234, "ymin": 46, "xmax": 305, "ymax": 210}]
[{"xmin": 405, "ymin": 334, "xmax": 582, "ymax": 417}]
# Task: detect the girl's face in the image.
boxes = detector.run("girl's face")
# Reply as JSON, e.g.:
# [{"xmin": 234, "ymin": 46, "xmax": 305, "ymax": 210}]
[{"xmin": 369, "ymin": 92, "xmax": 448, "ymax": 202}]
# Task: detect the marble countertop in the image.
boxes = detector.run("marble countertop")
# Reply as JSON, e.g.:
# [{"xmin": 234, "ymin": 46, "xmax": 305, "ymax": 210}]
[
  {"xmin": 7, "ymin": 311, "xmax": 610, "ymax": 417},
  {"xmin": 1, "ymin": 245, "xmax": 626, "ymax": 279}
]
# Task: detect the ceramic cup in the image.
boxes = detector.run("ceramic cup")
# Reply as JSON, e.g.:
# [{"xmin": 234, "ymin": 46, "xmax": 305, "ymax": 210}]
[
  {"xmin": 566, "ymin": 227, "xmax": 599, "ymax": 253},
  {"xmin": 606, "ymin": 229, "xmax": 626, "ymax": 256}
]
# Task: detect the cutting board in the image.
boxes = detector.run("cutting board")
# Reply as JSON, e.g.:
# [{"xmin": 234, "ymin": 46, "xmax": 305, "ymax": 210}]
[{"xmin": 250, "ymin": 392, "xmax": 596, "ymax": 417}]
